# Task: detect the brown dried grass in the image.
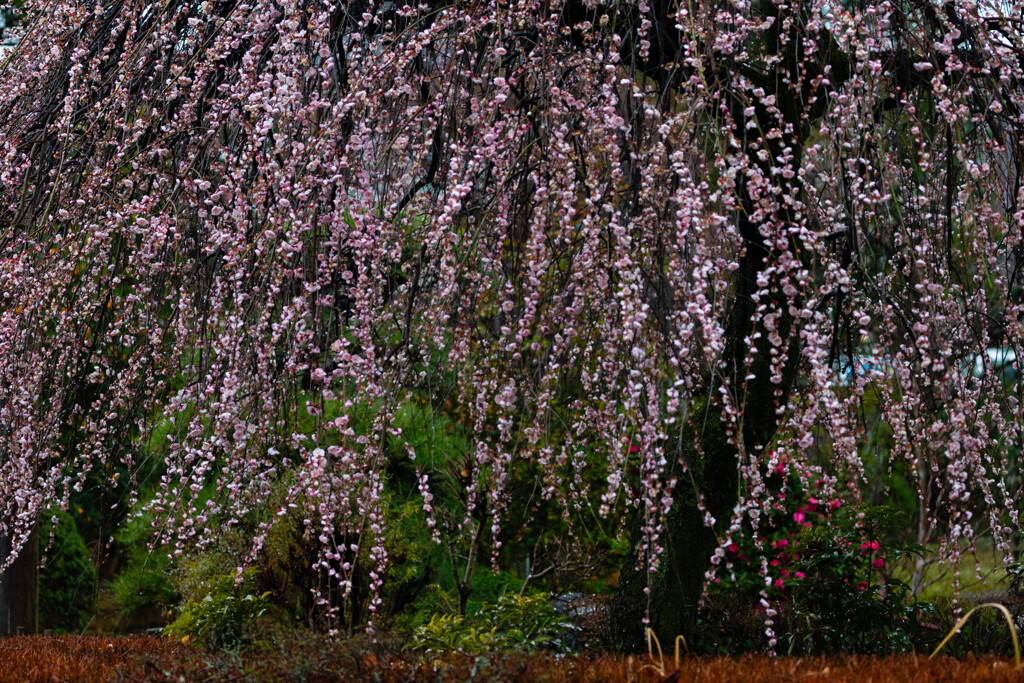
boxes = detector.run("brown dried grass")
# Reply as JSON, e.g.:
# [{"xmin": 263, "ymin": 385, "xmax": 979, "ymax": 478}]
[
  {"xmin": 1, "ymin": 635, "xmax": 1023, "ymax": 682},
  {"xmin": 0, "ymin": 635, "xmax": 191, "ymax": 682}
]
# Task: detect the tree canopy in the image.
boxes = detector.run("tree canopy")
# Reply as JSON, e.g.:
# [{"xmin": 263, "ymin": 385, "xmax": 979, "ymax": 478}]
[{"xmin": 2, "ymin": 0, "xmax": 1024, "ymax": 642}]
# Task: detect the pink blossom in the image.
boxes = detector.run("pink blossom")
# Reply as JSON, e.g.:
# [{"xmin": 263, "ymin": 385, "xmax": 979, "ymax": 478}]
[{"xmin": 0, "ymin": 0, "xmax": 1019, "ymax": 638}]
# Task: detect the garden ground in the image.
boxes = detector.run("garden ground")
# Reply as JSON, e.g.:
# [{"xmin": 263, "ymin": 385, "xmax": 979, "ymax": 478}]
[{"xmin": 1, "ymin": 635, "xmax": 1023, "ymax": 682}]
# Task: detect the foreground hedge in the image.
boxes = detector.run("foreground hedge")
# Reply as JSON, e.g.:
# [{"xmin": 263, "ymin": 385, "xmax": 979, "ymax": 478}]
[{"xmin": 0, "ymin": 635, "xmax": 1023, "ymax": 682}]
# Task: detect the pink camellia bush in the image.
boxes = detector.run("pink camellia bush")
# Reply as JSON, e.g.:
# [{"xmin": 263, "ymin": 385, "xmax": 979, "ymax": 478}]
[
  {"xmin": 715, "ymin": 473, "xmax": 838, "ymax": 599},
  {"xmin": 0, "ymin": 0, "xmax": 1023, "ymax": 643}
]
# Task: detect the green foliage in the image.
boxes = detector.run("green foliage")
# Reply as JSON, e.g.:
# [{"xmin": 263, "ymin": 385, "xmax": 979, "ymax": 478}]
[
  {"xmin": 391, "ymin": 566, "xmax": 530, "ymax": 633},
  {"xmin": 164, "ymin": 570, "xmax": 273, "ymax": 649},
  {"xmin": 381, "ymin": 499, "xmax": 446, "ymax": 631},
  {"xmin": 408, "ymin": 613, "xmax": 498, "ymax": 655},
  {"xmin": 696, "ymin": 503, "xmax": 939, "ymax": 655},
  {"xmin": 253, "ymin": 522, "xmax": 317, "ymax": 625},
  {"xmin": 110, "ymin": 509, "xmax": 179, "ymax": 630},
  {"xmin": 169, "ymin": 531, "xmax": 274, "ymax": 646},
  {"xmin": 1006, "ymin": 558, "xmax": 1024, "ymax": 597},
  {"xmin": 465, "ymin": 570, "xmax": 526, "ymax": 613},
  {"xmin": 393, "ymin": 583, "xmax": 458, "ymax": 632},
  {"xmin": 475, "ymin": 593, "xmax": 575, "ymax": 652},
  {"xmin": 408, "ymin": 594, "xmax": 575, "ymax": 655},
  {"xmin": 110, "ymin": 566, "xmax": 180, "ymax": 629},
  {"xmin": 781, "ymin": 506, "xmax": 934, "ymax": 654},
  {"xmin": 252, "ymin": 504, "xmax": 364, "ymax": 631},
  {"xmin": 38, "ymin": 510, "xmax": 98, "ymax": 633}
]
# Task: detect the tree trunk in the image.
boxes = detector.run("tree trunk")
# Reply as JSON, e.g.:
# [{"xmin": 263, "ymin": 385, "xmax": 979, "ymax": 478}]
[
  {"xmin": 609, "ymin": 1, "xmax": 822, "ymax": 642},
  {"xmin": 0, "ymin": 530, "xmax": 39, "ymax": 636},
  {"xmin": 609, "ymin": 403, "xmax": 737, "ymax": 651}
]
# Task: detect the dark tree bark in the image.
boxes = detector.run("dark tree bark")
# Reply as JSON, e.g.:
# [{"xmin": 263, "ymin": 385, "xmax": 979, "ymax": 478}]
[
  {"xmin": 608, "ymin": 0, "xmax": 844, "ymax": 650},
  {"xmin": 609, "ymin": 402, "xmax": 736, "ymax": 651},
  {"xmin": 0, "ymin": 530, "xmax": 39, "ymax": 636}
]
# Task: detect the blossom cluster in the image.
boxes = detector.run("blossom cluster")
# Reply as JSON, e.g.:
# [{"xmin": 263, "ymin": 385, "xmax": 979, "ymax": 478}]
[{"xmin": 0, "ymin": 0, "xmax": 1021, "ymax": 629}]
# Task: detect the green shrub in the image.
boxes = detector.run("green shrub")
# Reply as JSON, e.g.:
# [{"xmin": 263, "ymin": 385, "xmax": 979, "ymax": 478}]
[
  {"xmin": 408, "ymin": 593, "xmax": 575, "ymax": 655},
  {"xmin": 408, "ymin": 613, "xmax": 499, "ymax": 655},
  {"xmin": 476, "ymin": 593, "xmax": 577, "ymax": 652},
  {"xmin": 39, "ymin": 510, "xmax": 98, "ymax": 633},
  {"xmin": 110, "ymin": 564, "xmax": 179, "ymax": 629},
  {"xmin": 109, "ymin": 509, "xmax": 179, "ymax": 630},
  {"xmin": 254, "ymin": 507, "xmax": 353, "ymax": 630},
  {"xmin": 164, "ymin": 570, "xmax": 273, "ymax": 649},
  {"xmin": 781, "ymin": 506, "xmax": 935, "ymax": 654}
]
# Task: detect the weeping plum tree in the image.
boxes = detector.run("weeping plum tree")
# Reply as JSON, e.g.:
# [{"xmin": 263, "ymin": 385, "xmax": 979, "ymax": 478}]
[{"xmin": 2, "ymin": 0, "xmax": 1024, "ymax": 645}]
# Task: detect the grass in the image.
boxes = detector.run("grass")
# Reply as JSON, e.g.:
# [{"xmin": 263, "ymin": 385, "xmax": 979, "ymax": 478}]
[{"xmin": 891, "ymin": 538, "xmax": 1015, "ymax": 601}]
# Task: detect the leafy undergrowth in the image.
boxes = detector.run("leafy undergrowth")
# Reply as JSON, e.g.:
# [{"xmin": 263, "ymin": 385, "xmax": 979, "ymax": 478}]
[{"xmin": 1, "ymin": 635, "xmax": 1024, "ymax": 682}]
